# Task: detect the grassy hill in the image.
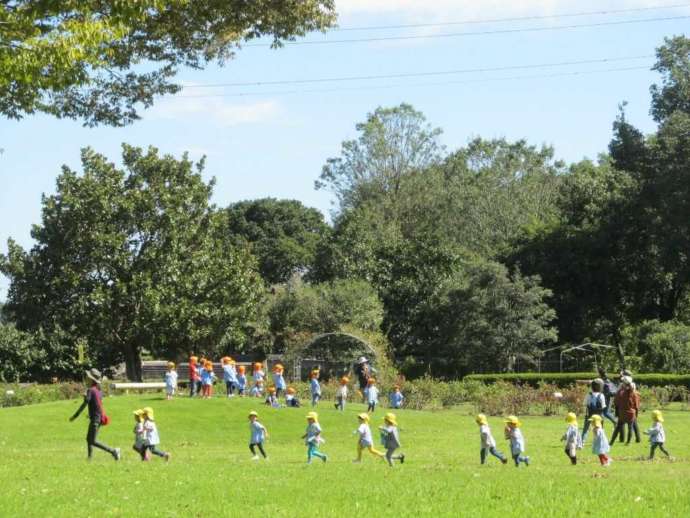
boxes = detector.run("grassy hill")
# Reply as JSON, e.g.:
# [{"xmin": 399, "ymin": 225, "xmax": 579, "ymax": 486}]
[{"xmin": 1, "ymin": 394, "xmax": 689, "ymax": 516}]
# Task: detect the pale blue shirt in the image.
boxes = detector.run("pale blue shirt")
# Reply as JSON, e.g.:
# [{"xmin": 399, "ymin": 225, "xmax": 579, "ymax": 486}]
[
  {"xmin": 310, "ymin": 378, "xmax": 321, "ymax": 395},
  {"xmin": 249, "ymin": 420, "xmax": 266, "ymax": 444},
  {"xmin": 237, "ymin": 374, "xmax": 247, "ymax": 389},
  {"xmin": 592, "ymin": 427, "xmax": 610, "ymax": 454},
  {"xmin": 365, "ymin": 386, "xmax": 379, "ymax": 404},
  {"xmin": 273, "ymin": 372, "xmax": 286, "ymax": 390},
  {"xmin": 305, "ymin": 422, "xmax": 322, "ymax": 445},
  {"xmin": 144, "ymin": 420, "xmax": 160, "ymax": 446},
  {"xmin": 201, "ymin": 368, "xmax": 215, "ymax": 385},
  {"xmin": 223, "ymin": 365, "xmax": 237, "ymax": 383},
  {"xmin": 389, "ymin": 391, "xmax": 403, "ymax": 408},
  {"xmin": 509, "ymin": 427, "xmax": 525, "ymax": 455},
  {"xmin": 164, "ymin": 371, "xmax": 178, "ymax": 388}
]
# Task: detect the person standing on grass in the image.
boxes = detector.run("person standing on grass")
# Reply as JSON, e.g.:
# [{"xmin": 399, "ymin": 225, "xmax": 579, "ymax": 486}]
[
  {"xmin": 610, "ymin": 376, "xmax": 640, "ymax": 445},
  {"xmin": 69, "ymin": 368, "xmax": 121, "ymax": 461},
  {"xmin": 237, "ymin": 365, "xmax": 247, "ymax": 396},
  {"xmin": 222, "ymin": 357, "xmax": 238, "ymax": 398},
  {"xmin": 132, "ymin": 409, "xmax": 149, "ymax": 461},
  {"xmin": 590, "ymin": 415, "xmax": 612, "ymax": 466},
  {"xmin": 335, "ymin": 376, "xmax": 349, "ymax": 411},
  {"xmin": 272, "ymin": 363, "xmax": 287, "ymax": 398},
  {"xmin": 476, "ymin": 414, "xmax": 507, "ymax": 465},
  {"xmin": 504, "ymin": 415, "xmax": 530, "ymax": 467},
  {"xmin": 248, "ymin": 411, "xmax": 269, "ymax": 460},
  {"xmin": 142, "ymin": 407, "xmax": 171, "ymax": 461},
  {"xmin": 200, "ymin": 360, "xmax": 216, "ymax": 399},
  {"xmin": 302, "ymin": 412, "xmax": 328, "ymax": 464},
  {"xmin": 310, "ymin": 367, "xmax": 322, "ymax": 407},
  {"xmin": 365, "ymin": 378, "xmax": 379, "ymax": 413},
  {"xmin": 597, "ymin": 368, "xmax": 618, "ymax": 426},
  {"xmin": 354, "ymin": 357, "xmax": 375, "ymax": 401},
  {"xmin": 164, "ymin": 362, "xmax": 178, "ymax": 401},
  {"xmin": 379, "ymin": 413, "xmax": 405, "ymax": 467},
  {"xmin": 389, "ymin": 385, "xmax": 404, "ymax": 409},
  {"xmin": 645, "ymin": 410, "xmax": 671, "ymax": 460},
  {"xmin": 353, "ymin": 413, "xmax": 385, "ymax": 463},
  {"xmin": 188, "ymin": 356, "xmax": 200, "ymax": 397},
  {"xmin": 561, "ymin": 412, "xmax": 582, "ymax": 465},
  {"xmin": 581, "ymin": 379, "xmax": 606, "ymax": 443}
]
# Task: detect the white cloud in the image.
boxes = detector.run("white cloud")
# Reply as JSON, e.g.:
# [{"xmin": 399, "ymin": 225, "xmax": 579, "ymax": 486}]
[{"xmin": 148, "ymin": 96, "xmax": 281, "ymax": 127}]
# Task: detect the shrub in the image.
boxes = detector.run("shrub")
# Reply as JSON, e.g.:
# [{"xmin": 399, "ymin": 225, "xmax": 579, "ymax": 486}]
[
  {"xmin": 1, "ymin": 382, "xmax": 90, "ymax": 408},
  {"xmin": 464, "ymin": 372, "xmax": 690, "ymax": 389}
]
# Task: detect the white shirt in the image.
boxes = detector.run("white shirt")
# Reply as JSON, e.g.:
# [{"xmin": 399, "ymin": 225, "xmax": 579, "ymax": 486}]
[
  {"xmin": 563, "ymin": 424, "xmax": 581, "ymax": 449},
  {"xmin": 144, "ymin": 420, "xmax": 160, "ymax": 445},
  {"xmin": 479, "ymin": 424, "xmax": 496, "ymax": 448},
  {"xmin": 165, "ymin": 371, "xmax": 178, "ymax": 387},
  {"xmin": 358, "ymin": 423, "xmax": 373, "ymax": 446},
  {"xmin": 336, "ymin": 385, "xmax": 348, "ymax": 398},
  {"xmin": 133, "ymin": 422, "xmax": 146, "ymax": 447},
  {"xmin": 647, "ymin": 422, "xmax": 666, "ymax": 444}
]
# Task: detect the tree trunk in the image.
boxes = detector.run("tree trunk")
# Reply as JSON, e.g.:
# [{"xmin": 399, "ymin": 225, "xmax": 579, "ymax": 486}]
[{"xmin": 123, "ymin": 342, "xmax": 143, "ymax": 381}]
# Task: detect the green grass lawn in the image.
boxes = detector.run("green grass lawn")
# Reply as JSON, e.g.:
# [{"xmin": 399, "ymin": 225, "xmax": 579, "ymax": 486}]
[{"xmin": 1, "ymin": 394, "xmax": 689, "ymax": 517}]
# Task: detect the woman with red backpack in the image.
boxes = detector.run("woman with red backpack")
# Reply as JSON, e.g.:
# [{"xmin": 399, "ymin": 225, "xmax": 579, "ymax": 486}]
[{"xmin": 69, "ymin": 368, "xmax": 121, "ymax": 461}]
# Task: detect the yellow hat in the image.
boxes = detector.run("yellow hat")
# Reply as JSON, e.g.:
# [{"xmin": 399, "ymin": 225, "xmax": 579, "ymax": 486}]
[
  {"xmin": 357, "ymin": 413, "xmax": 370, "ymax": 422},
  {"xmin": 504, "ymin": 415, "xmax": 521, "ymax": 427},
  {"xmin": 565, "ymin": 412, "xmax": 577, "ymax": 425},
  {"xmin": 384, "ymin": 413, "xmax": 397, "ymax": 426},
  {"xmin": 248, "ymin": 410, "xmax": 258, "ymax": 418},
  {"xmin": 652, "ymin": 410, "xmax": 664, "ymax": 423},
  {"xmin": 589, "ymin": 414, "xmax": 603, "ymax": 424},
  {"xmin": 475, "ymin": 413, "xmax": 488, "ymax": 425},
  {"xmin": 133, "ymin": 409, "xmax": 145, "ymax": 416},
  {"xmin": 306, "ymin": 411, "xmax": 319, "ymax": 422},
  {"xmin": 142, "ymin": 407, "xmax": 154, "ymax": 420},
  {"xmin": 167, "ymin": 362, "xmax": 175, "ymax": 369}
]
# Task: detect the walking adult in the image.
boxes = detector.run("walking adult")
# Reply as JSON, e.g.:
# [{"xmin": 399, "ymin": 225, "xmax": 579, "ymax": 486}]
[
  {"xmin": 354, "ymin": 356, "xmax": 376, "ymax": 403},
  {"xmin": 609, "ymin": 376, "xmax": 640, "ymax": 445},
  {"xmin": 69, "ymin": 368, "xmax": 121, "ymax": 461}
]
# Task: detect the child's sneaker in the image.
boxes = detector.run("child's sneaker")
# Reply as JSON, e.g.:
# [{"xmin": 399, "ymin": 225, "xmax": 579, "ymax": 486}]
[
  {"xmin": 399, "ymin": 454, "xmax": 405, "ymax": 464},
  {"xmin": 524, "ymin": 456, "xmax": 530, "ymax": 466},
  {"xmin": 322, "ymin": 455, "xmax": 328, "ymax": 463},
  {"xmin": 113, "ymin": 448, "xmax": 121, "ymax": 461},
  {"xmin": 501, "ymin": 457, "xmax": 508, "ymax": 465},
  {"xmin": 251, "ymin": 455, "xmax": 260, "ymax": 461},
  {"xmin": 164, "ymin": 452, "xmax": 171, "ymax": 462}
]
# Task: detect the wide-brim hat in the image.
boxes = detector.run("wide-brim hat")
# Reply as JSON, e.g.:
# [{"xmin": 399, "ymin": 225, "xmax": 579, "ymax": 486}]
[
  {"xmin": 589, "ymin": 414, "xmax": 603, "ymax": 424},
  {"xmin": 248, "ymin": 411, "xmax": 258, "ymax": 418},
  {"xmin": 306, "ymin": 411, "xmax": 319, "ymax": 421},
  {"xmin": 142, "ymin": 407, "xmax": 155, "ymax": 420},
  {"xmin": 565, "ymin": 412, "xmax": 578, "ymax": 424},
  {"xmin": 504, "ymin": 415, "xmax": 521, "ymax": 427},
  {"xmin": 652, "ymin": 410, "xmax": 664, "ymax": 422},
  {"xmin": 133, "ymin": 409, "xmax": 145, "ymax": 417},
  {"xmin": 357, "ymin": 413, "xmax": 369, "ymax": 422},
  {"xmin": 475, "ymin": 413, "xmax": 488, "ymax": 425},
  {"xmin": 621, "ymin": 375, "xmax": 633, "ymax": 386},
  {"xmin": 384, "ymin": 413, "xmax": 397, "ymax": 426},
  {"xmin": 357, "ymin": 356, "xmax": 368, "ymax": 364},
  {"xmin": 85, "ymin": 368, "xmax": 102, "ymax": 384}
]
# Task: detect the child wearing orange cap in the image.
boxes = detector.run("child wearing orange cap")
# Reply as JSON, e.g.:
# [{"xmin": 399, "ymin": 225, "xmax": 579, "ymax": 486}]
[
  {"xmin": 222, "ymin": 357, "xmax": 238, "ymax": 398},
  {"xmin": 251, "ymin": 379, "xmax": 264, "ymax": 398},
  {"xmin": 303, "ymin": 412, "xmax": 328, "ymax": 464},
  {"xmin": 365, "ymin": 378, "xmax": 379, "ymax": 413},
  {"xmin": 353, "ymin": 413, "xmax": 385, "ymax": 463},
  {"xmin": 248, "ymin": 411, "xmax": 268, "ymax": 460},
  {"xmin": 237, "ymin": 365, "xmax": 247, "ymax": 396},
  {"xmin": 309, "ymin": 367, "xmax": 321, "ymax": 407},
  {"xmin": 285, "ymin": 387, "xmax": 300, "ymax": 407},
  {"xmin": 200, "ymin": 361, "xmax": 216, "ymax": 399},
  {"xmin": 164, "ymin": 362, "xmax": 178, "ymax": 401},
  {"xmin": 272, "ymin": 364, "xmax": 287, "ymax": 397},
  {"xmin": 335, "ymin": 376, "xmax": 348, "ymax": 411},
  {"xmin": 188, "ymin": 356, "xmax": 200, "ymax": 397},
  {"xmin": 389, "ymin": 385, "xmax": 404, "ymax": 409}
]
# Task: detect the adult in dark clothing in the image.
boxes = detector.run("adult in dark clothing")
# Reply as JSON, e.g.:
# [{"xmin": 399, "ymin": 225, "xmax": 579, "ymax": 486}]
[
  {"xmin": 354, "ymin": 356, "xmax": 377, "ymax": 403},
  {"xmin": 70, "ymin": 368, "xmax": 121, "ymax": 461},
  {"xmin": 597, "ymin": 368, "xmax": 618, "ymax": 426}
]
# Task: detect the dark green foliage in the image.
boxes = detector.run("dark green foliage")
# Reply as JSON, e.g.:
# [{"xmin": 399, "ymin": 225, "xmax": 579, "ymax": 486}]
[
  {"xmin": 623, "ymin": 320, "xmax": 690, "ymax": 373},
  {"xmin": 224, "ymin": 198, "xmax": 330, "ymax": 284}
]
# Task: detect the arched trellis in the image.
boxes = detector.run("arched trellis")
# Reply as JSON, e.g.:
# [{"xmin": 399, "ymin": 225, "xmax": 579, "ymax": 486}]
[{"xmin": 295, "ymin": 332, "xmax": 377, "ymax": 380}]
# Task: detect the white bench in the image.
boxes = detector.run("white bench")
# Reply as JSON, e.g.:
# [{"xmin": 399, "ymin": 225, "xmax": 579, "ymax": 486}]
[{"xmin": 110, "ymin": 382, "xmax": 167, "ymax": 393}]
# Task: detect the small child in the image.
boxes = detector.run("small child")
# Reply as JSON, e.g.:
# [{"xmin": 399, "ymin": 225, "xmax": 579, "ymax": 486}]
[
  {"xmin": 561, "ymin": 412, "xmax": 582, "ymax": 465},
  {"xmin": 222, "ymin": 357, "xmax": 237, "ymax": 398},
  {"xmin": 253, "ymin": 362, "xmax": 265, "ymax": 386},
  {"xmin": 188, "ymin": 355, "xmax": 200, "ymax": 397},
  {"xmin": 142, "ymin": 407, "xmax": 170, "ymax": 461},
  {"xmin": 309, "ymin": 367, "xmax": 321, "ymax": 407},
  {"xmin": 645, "ymin": 409, "xmax": 670, "ymax": 460},
  {"xmin": 265, "ymin": 387, "xmax": 280, "ymax": 408},
  {"xmin": 389, "ymin": 385, "xmax": 404, "ymax": 409},
  {"xmin": 353, "ymin": 413, "xmax": 385, "ymax": 463},
  {"xmin": 504, "ymin": 415, "xmax": 529, "ymax": 467},
  {"xmin": 164, "ymin": 362, "xmax": 178, "ymax": 401},
  {"xmin": 248, "ymin": 410, "xmax": 268, "ymax": 460},
  {"xmin": 132, "ymin": 409, "xmax": 149, "ymax": 461},
  {"xmin": 272, "ymin": 364, "xmax": 287, "ymax": 397},
  {"xmin": 335, "ymin": 376, "xmax": 348, "ymax": 411},
  {"xmin": 251, "ymin": 379, "xmax": 264, "ymax": 398},
  {"xmin": 285, "ymin": 387, "xmax": 300, "ymax": 407},
  {"xmin": 200, "ymin": 361, "xmax": 216, "ymax": 399},
  {"xmin": 476, "ymin": 414, "xmax": 507, "ymax": 465},
  {"xmin": 237, "ymin": 365, "xmax": 247, "ymax": 396},
  {"xmin": 379, "ymin": 412, "xmax": 405, "ymax": 467},
  {"xmin": 365, "ymin": 378, "xmax": 379, "ymax": 413},
  {"xmin": 590, "ymin": 414, "xmax": 611, "ymax": 466},
  {"xmin": 302, "ymin": 411, "xmax": 328, "ymax": 464}
]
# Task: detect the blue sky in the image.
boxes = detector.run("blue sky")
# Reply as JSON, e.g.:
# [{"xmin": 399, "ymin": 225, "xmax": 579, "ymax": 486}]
[{"xmin": 1, "ymin": 0, "xmax": 689, "ymax": 300}]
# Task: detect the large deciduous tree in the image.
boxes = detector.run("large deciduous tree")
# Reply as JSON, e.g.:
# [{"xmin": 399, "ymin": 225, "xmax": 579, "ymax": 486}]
[
  {"xmin": 0, "ymin": 145, "xmax": 262, "ymax": 380},
  {"xmin": 0, "ymin": 1, "xmax": 336, "ymax": 126}
]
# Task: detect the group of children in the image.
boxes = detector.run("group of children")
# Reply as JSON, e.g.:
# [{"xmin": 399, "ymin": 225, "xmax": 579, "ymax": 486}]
[{"xmin": 132, "ymin": 406, "xmax": 171, "ymax": 462}]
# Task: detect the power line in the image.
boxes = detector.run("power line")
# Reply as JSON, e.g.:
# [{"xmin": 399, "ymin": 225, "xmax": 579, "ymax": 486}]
[
  {"xmin": 244, "ymin": 14, "xmax": 690, "ymax": 47},
  {"xmin": 333, "ymin": 3, "xmax": 690, "ymax": 31},
  {"xmin": 182, "ymin": 55, "xmax": 652, "ymax": 89},
  {"xmin": 177, "ymin": 65, "xmax": 652, "ymax": 99}
]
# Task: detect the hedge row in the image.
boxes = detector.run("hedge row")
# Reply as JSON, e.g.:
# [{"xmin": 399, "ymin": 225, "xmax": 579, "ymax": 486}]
[{"xmin": 464, "ymin": 372, "xmax": 690, "ymax": 389}]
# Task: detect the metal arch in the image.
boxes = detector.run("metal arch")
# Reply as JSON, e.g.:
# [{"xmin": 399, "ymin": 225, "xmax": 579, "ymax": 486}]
[{"xmin": 301, "ymin": 332, "xmax": 377, "ymax": 357}]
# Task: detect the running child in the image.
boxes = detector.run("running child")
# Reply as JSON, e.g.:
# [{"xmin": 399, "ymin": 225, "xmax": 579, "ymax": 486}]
[
  {"xmin": 310, "ymin": 367, "xmax": 321, "ymax": 407},
  {"xmin": 379, "ymin": 412, "xmax": 405, "ymax": 467},
  {"xmin": 476, "ymin": 413, "xmax": 507, "ymax": 465},
  {"xmin": 164, "ymin": 362, "xmax": 178, "ymax": 401},
  {"xmin": 561, "ymin": 412, "xmax": 582, "ymax": 465},
  {"xmin": 365, "ymin": 378, "xmax": 379, "ymax": 413},
  {"xmin": 353, "ymin": 413, "xmax": 385, "ymax": 463},
  {"xmin": 504, "ymin": 415, "xmax": 530, "ymax": 467},
  {"xmin": 645, "ymin": 410, "xmax": 670, "ymax": 460},
  {"xmin": 132, "ymin": 409, "xmax": 148, "ymax": 461},
  {"xmin": 302, "ymin": 411, "xmax": 328, "ymax": 464},
  {"xmin": 389, "ymin": 385, "xmax": 404, "ymax": 409},
  {"xmin": 248, "ymin": 410, "xmax": 268, "ymax": 460},
  {"xmin": 142, "ymin": 407, "xmax": 170, "ymax": 461},
  {"xmin": 590, "ymin": 414, "xmax": 611, "ymax": 466},
  {"xmin": 335, "ymin": 376, "xmax": 348, "ymax": 411}
]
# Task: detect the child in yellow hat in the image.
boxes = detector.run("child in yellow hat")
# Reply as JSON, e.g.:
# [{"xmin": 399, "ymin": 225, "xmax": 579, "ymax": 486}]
[
  {"xmin": 248, "ymin": 410, "xmax": 268, "ymax": 460},
  {"xmin": 285, "ymin": 387, "xmax": 300, "ymax": 407},
  {"xmin": 353, "ymin": 413, "xmax": 385, "ymax": 463},
  {"xmin": 504, "ymin": 415, "xmax": 530, "ymax": 467},
  {"xmin": 222, "ymin": 357, "xmax": 238, "ymax": 398},
  {"xmin": 589, "ymin": 414, "xmax": 611, "ymax": 466},
  {"xmin": 644, "ymin": 410, "xmax": 670, "ymax": 460},
  {"xmin": 302, "ymin": 412, "xmax": 328, "ymax": 464},
  {"xmin": 561, "ymin": 412, "xmax": 582, "ymax": 465},
  {"xmin": 142, "ymin": 407, "xmax": 171, "ymax": 461},
  {"xmin": 365, "ymin": 378, "xmax": 379, "ymax": 413},
  {"xmin": 335, "ymin": 376, "xmax": 349, "ymax": 411},
  {"xmin": 476, "ymin": 414, "xmax": 507, "ymax": 465},
  {"xmin": 310, "ymin": 367, "xmax": 321, "ymax": 407},
  {"xmin": 379, "ymin": 413, "xmax": 405, "ymax": 467},
  {"xmin": 164, "ymin": 362, "xmax": 178, "ymax": 401},
  {"xmin": 132, "ymin": 409, "xmax": 149, "ymax": 461}
]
